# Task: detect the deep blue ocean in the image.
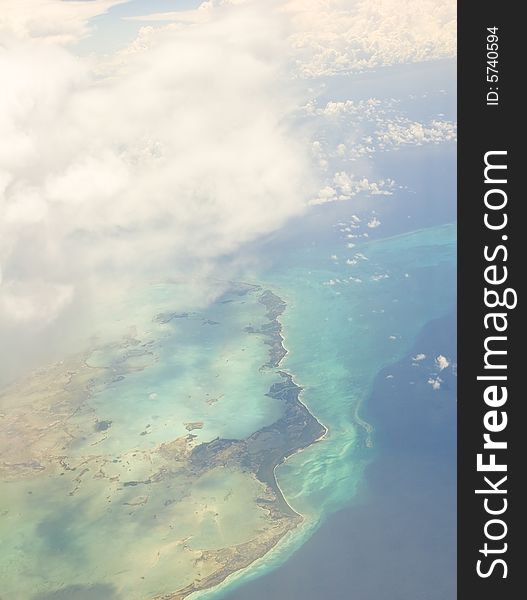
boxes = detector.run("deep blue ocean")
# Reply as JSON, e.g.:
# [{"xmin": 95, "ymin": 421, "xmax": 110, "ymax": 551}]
[{"xmin": 217, "ymin": 142, "xmax": 457, "ymax": 600}]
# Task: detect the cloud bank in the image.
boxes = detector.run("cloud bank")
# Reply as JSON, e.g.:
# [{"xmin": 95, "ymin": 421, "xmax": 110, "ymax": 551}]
[
  {"xmin": 283, "ymin": 0, "xmax": 456, "ymax": 77},
  {"xmin": 0, "ymin": 0, "xmax": 457, "ymax": 379},
  {"xmin": 132, "ymin": 0, "xmax": 457, "ymax": 78},
  {"xmin": 0, "ymin": 2, "xmax": 314, "ymax": 335}
]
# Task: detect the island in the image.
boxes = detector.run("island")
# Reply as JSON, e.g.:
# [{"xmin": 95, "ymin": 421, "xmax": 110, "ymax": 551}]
[{"xmin": 0, "ymin": 283, "xmax": 327, "ymax": 600}]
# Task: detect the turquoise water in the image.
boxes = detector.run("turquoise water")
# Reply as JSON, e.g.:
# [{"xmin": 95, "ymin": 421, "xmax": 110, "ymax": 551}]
[
  {"xmin": 273, "ymin": 224, "xmax": 456, "ymax": 514},
  {"xmin": 0, "ymin": 221, "xmax": 455, "ymax": 599},
  {"xmin": 196, "ymin": 223, "xmax": 456, "ymax": 598},
  {"xmin": 0, "ymin": 284, "xmax": 289, "ymax": 600},
  {"xmin": 78, "ymin": 285, "xmax": 283, "ymax": 455},
  {"xmin": 222, "ymin": 311, "xmax": 457, "ymax": 600}
]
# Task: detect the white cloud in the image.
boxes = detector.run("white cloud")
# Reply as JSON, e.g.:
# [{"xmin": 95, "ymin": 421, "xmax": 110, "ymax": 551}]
[
  {"xmin": 312, "ymin": 98, "xmax": 385, "ymax": 120},
  {"xmin": 0, "ymin": 0, "xmax": 457, "ymax": 381},
  {"xmin": 435, "ymin": 354, "xmax": 450, "ymax": 371},
  {"xmin": 376, "ymin": 119, "xmax": 457, "ymax": 149},
  {"xmin": 371, "ymin": 273, "xmax": 389, "ymax": 281},
  {"xmin": 282, "ymin": 0, "xmax": 456, "ymax": 77},
  {"xmin": 412, "ymin": 353, "xmax": 427, "ymax": 361},
  {"xmin": 310, "ymin": 97, "xmax": 457, "ymax": 160},
  {"xmin": 311, "ymin": 172, "xmax": 395, "ymax": 205},
  {"xmin": 0, "ymin": 2, "xmax": 315, "ymax": 337},
  {"xmin": 367, "ymin": 216, "xmax": 381, "ymax": 229},
  {"xmin": 128, "ymin": 0, "xmax": 456, "ymax": 78},
  {"xmin": 0, "ymin": 279, "xmax": 74, "ymax": 326},
  {"xmin": 428, "ymin": 376, "xmax": 442, "ymax": 390}
]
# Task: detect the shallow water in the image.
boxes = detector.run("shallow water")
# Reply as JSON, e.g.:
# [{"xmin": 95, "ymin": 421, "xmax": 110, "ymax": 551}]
[
  {"xmin": 222, "ymin": 313, "xmax": 456, "ymax": 600},
  {"xmin": 194, "ymin": 222, "xmax": 456, "ymax": 599},
  {"xmin": 0, "ymin": 285, "xmax": 290, "ymax": 599},
  {"xmin": 0, "ymin": 221, "xmax": 455, "ymax": 600}
]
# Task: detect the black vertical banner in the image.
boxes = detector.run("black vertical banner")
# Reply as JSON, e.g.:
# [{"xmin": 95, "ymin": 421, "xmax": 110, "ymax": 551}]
[{"xmin": 458, "ymin": 2, "xmax": 521, "ymax": 599}]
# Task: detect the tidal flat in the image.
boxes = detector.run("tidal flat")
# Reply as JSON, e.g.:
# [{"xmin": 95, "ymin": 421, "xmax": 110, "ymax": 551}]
[{"xmin": 0, "ymin": 284, "xmax": 324, "ymax": 600}]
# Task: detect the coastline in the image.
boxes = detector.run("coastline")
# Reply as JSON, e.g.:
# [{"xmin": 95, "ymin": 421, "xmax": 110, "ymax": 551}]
[
  {"xmin": 0, "ymin": 282, "xmax": 329, "ymax": 600},
  {"xmin": 218, "ymin": 312, "xmax": 457, "ymax": 600},
  {"xmin": 162, "ymin": 286, "xmax": 328, "ymax": 599},
  {"xmin": 249, "ymin": 289, "xmax": 328, "ymax": 512}
]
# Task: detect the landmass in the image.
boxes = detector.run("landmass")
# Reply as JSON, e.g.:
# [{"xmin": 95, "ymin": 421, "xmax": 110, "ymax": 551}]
[{"xmin": 0, "ymin": 284, "xmax": 326, "ymax": 599}]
